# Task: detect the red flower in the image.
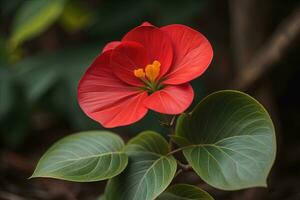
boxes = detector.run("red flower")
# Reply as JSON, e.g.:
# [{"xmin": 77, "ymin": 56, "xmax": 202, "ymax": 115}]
[{"xmin": 78, "ymin": 22, "xmax": 213, "ymax": 128}]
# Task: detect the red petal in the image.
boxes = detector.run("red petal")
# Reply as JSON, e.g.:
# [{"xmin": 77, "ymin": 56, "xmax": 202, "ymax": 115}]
[
  {"xmin": 78, "ymin": 51, "xmax": 148, "ymax": 128},
  {"xmin": 144, "ymin": 83, "xmax": 194, "ymax": 114},
  {"xmin": 122, "ymin": 25, "xmax": 173, "ymax": 78},
  {"xmin": 102, "ymin": 41, "xmax": 121, "ymax": 52},
  {"xmin": 89, "ymin": 92, "xmax": 148, "ymax": 128},
  {"xmin": 140, "ymin": 21, "xmax": 153, "ymax": 26},
  {"xmin": 111, "ymin": 41, "xmax": 150, "ymax": 86},
  {"xmin": 161, "ymin": 24, "xmax": 213, "ymax": 85}
]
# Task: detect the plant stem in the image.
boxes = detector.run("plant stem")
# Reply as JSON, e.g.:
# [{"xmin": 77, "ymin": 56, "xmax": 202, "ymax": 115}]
[
  {"xmin": 167, "ymin": 146, "xmax": 186, "ymax": 156},
  {"xmin": 174, "ymin": 169, "xmax": 183, "ymax": 178},
  {"xmin": 173, "ymin": 161, "xmax": 192, "ymax": 179},
  {"xmin": 177, "ymin": 160, "xmax": 192, "ymax": 171}
]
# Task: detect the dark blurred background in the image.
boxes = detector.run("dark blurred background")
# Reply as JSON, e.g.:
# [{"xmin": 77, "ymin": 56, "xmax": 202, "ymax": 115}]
[{"xmin": 0, "ymin": 0, "xmax": 300, "ymax": 199}]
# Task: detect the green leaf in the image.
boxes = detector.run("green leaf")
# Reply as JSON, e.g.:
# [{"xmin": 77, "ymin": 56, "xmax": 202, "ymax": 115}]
[
  {"xmin": 157, "ymin": 184, "xmax": 214, "ymax": 200},
  {"xmin": 175, "ymin": 90, "xmax": 276, "ymax": 190},
  {"xmin": 31, "ymin": 131, "xmax": 128, "ymax": 182},
  {"xmin": 105, "ymin": 131, "xmax": 177, "ymax": 200},
  {"xmin": 9, "ymin": 0, "xmax": 67, "ymax": 48}
]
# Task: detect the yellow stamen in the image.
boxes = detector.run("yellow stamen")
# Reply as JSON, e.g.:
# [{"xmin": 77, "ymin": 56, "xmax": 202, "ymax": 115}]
[
  {"xmin": 133, "ymin": 60, "xmax": 161, "ymax": 88},
  {"xmin": 134, "ymin": 68, "xmax": 145, "ymax": 78},
  {"xmin": 145, "ymin": 60, "xmax": 161, "ymax": 82}
]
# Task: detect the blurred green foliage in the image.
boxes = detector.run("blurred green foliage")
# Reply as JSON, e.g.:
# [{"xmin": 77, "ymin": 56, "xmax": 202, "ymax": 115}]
[
  {"xmin": 15, "ymin": 46, "xmax": 101, "ymax": 129},
  {"xmin": 0, "ymin": 0, "xmax": 209, "ymax": 148},
  {"xmin": 9, "ymin": 0, "xmax": 68, "ymax": 49},
  {"xmin": 59, "ymin": 1, "xmax": 94, "ymax": 33}
]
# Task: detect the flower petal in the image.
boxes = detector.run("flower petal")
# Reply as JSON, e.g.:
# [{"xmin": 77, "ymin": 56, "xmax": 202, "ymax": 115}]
[
  {"xmin": 144, "ymin": 83, "xmax": 194, "ymax": 114},
  {"xmin": 122, "ymin": 25, "xmax": 173, "ymax": 78},
  {"xmin": 102, "ymin": 41, "xmax": 121, "ymax": 52},
  {"xmin": 89, "ymin": 92, "xmax": 148, "ymax": 128},
  {"xmin": 111, "ymin": 41, "xmax": 150, "ymax": 86},
  {"xmin": 78, "ymin": 50, "xmax": 148, "ymax": 128},
  {"xmin": 140, "ymin": 21, "xmax": 153, "ymax": 26},
  {"xmin": 161, "ymin": 24, "xmax": 213, "ymax": 85}
]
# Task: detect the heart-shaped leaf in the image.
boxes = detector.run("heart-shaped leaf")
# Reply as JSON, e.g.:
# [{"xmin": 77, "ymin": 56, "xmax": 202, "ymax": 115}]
[
  {"xmin": 175, "ymin": 90, "xmax": 276, "ymax": 190},
  {"xmin": 157, "ymin": 184, "xmax": 214, "ymax": 200},
  {"xmin": 31, "ymin": 131, "xmax": 128, "ymax": 182},
  {"xmin": 105, "ymin": 131, "xmax": 177, "ymax": 200}
]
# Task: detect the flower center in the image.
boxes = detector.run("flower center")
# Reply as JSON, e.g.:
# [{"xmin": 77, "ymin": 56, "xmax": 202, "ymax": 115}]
[
  {"xmin": 134, "ymin": 60, "xmax": 161, "ymax": 82},
  {"xmin": 133, "ymin": 60, "xmax": 162, "ymax": 92}
]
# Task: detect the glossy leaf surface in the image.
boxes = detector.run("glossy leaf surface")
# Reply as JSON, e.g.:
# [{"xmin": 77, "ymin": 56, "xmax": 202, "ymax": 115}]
[
  {"xmin": 175, "ymin": 90, "xmax": 276, "ymax": 190},
  {"xmin": 31, "ymin": 131, "xmax": 128, "ymax": 182},
  {"xmin": 157, "ymin": 184, "xmax": 214, "ymax": 200},
  {"xmin": 106, "ymin": 131, "xmax": 177, "ymax": 200}
]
